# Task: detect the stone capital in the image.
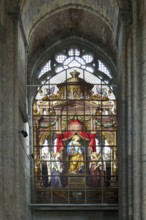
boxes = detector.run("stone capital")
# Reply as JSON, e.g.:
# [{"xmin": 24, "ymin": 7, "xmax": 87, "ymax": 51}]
[
  {"xmin": 8, "ymin": 9, "xmax": 28, "ymax": 49},
  {"xmin": 119, "ymin": 9, "xmax": 132, "ymax": 23}
]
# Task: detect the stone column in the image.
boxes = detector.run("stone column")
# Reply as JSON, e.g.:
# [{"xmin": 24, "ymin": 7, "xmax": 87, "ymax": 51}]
[
  {"xmin": 0, "ymin": 2, "xmax": 5, "ymax": 219},
  {"xmin": 118, "ymin": 5, "xmax": 143, "ymax": 219},
  {"xmin": 0, "ymin": 24, "xmax": 5, "ymax": 220},
  {"xmin": 117, "ymin": 10, "xmax": 129, "ymax": 220},
  {"xmin": 141, "ymin": 6, "xmax": 146, "ymax": 220},
  {"xmin": 2, "ymin": 12, "xmax": 20, "ymax": 220},
  {"xmin": 0, "ymin": 5, "xmax": 30, "ymax": 220},
  {"xmin": 127, "ymin": 33, "xmax": 133, "ymax": 220},
  {"xmin": 131, "ymin": 18, "xmax": 141, "ymax": 220}
]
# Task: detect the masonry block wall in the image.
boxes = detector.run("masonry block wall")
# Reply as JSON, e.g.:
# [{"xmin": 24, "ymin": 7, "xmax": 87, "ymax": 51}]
[{"xmin": 0, "ymin": 2, "xmax": 31, "ymax": 220}]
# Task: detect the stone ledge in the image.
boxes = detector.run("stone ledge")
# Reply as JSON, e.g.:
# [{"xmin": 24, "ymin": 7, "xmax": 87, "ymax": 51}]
[{"xmin": 29, "ymin": 203, "xmax": 118, "ymax": 211}]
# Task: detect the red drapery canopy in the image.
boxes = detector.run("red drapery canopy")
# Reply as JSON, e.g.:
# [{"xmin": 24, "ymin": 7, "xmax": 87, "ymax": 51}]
[
  {"xmin": 56, "ymin": 120, "xmax": 96, "ymax": 152},
  {"xmin": 62, "ymin": 131, "xmax": 90, "ymax": 141}
]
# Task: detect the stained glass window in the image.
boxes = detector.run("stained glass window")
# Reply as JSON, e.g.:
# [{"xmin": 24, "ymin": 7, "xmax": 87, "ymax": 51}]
[{"xmin": 33, "ymin": 47, "xmax": 117, "ymax": 205}]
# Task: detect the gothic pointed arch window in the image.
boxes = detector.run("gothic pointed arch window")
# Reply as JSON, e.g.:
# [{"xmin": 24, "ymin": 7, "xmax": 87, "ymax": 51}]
[{"xmin": 33, "ymin": 47, "xmax": 118, "ymax": 205}]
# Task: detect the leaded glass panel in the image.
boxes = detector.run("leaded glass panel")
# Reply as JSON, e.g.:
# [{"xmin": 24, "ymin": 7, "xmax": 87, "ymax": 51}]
[{"xmin": 33, "ymin": 48, "xmax": 117, "ymax": 205}]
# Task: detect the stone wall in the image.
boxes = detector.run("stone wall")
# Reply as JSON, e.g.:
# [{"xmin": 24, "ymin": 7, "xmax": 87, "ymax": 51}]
[{"xmin": 0, "ymin": 2, "xmax": 31, "ymax": 219}]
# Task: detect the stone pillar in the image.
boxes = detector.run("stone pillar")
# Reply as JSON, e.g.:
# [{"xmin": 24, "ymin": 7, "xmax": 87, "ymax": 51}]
[
  {"xmin": 117, "ymin": 10, "xmax": 129, "ymax": 220},
  {"xmin": 0, "ymin": 24, "xmax": 5, "ymax": 220},
  {"xmin": 127, "ymin": 34, "xmax": 133, "ymax": 220},
  {"xmin": 141, "ymin": 6, "xmax": 146, "ymax": 220},
  {"xmin": 0, "ymin": 1, "xmax": 5, "ymax": 218},
  {"xmin": 0, "ymin": 4, "xmax": 31, "ymax": 220},
  {"xmin": 131, "ymin": 18, "xmax": 141, "ymax": 220},
  {"xmin": 2, "ymin": 12, "xmax": 20, "ymax": 220}
]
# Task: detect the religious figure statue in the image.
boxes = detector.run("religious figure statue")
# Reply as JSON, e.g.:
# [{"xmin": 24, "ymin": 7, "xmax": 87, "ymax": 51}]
[
  {"xmin": 67, "ymin": 134, "xmax": 84, "ymax": 174},
  {"xmin": 88, "ymin": 152, "xmax": 102, "ymax": 187},
  {"xmin": 51, "ymin": 152, "xmax": 63, "ymax": 188}
]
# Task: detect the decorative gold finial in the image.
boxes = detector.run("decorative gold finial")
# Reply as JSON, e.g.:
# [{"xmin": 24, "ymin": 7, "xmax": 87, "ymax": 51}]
[{"xmin": 70, "ymin": 70, "xmax": 80, "ymax": 78}]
